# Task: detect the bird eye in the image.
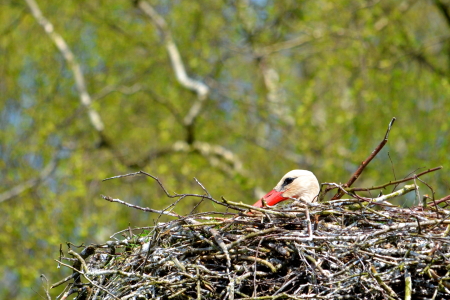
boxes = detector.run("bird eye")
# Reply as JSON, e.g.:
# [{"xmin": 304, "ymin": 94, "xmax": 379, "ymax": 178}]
[{"xmin": 283, "ymin": 177, "xmax": 295, "ymax": 186}]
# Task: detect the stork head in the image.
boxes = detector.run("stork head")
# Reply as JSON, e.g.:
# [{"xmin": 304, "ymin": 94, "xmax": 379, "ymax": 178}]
[{"xmin": 253, "ymin": 170, "xmax": 320, "ymax": 207}]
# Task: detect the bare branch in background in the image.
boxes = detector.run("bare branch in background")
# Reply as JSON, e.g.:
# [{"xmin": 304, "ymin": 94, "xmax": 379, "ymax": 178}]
[
  {"xmin": 0, "ymin": 158, "xmax": 57, "ymax": 203},
  {"xmin": 130, "ymin": 1, "xmax": 245, "ymax": 177},
  {"xmin": 136, "ymin": 0, "xmax": 209, "ymax": 132},
  {"xmin": 24, "ymin": 0, "xmax": 105, "ymax": 133},
  {"xmin": 257, "ymin": 58, "xmax": 294, "ymax": 126},
  {"xmin": 248, "ymin": 23, "xmax": 318, "ymax": 139},
  {"xmin": 174, "ymin": 141, "xmax": 244, "ymax": 176}
]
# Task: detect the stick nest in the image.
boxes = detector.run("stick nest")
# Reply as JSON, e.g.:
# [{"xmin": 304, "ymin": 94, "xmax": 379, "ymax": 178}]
[
  {"xmin": 56, "ymin": 190, "xmax": 450, "ymax": 300},
  {"xmin": 52, "ymin": 120, "xmax": 450, "ymax": 299}
]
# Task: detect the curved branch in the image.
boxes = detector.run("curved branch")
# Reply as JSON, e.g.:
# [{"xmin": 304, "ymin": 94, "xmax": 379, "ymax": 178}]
[
  {"xmin": 136, "ymin": 0, "xmax": 209, "ymax": 128},
  {"xmin": 25, "ymin": 0, "xmax": 105, "ymax": 133}
]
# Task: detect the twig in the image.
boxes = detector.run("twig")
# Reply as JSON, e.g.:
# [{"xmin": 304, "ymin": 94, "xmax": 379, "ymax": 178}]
[
  {"xmin": 40, "ymin": 275, "xmax": 52, "ymax": 300},
  {"xmin": 346, "ymin": 166, "xmax": 442, "ymax": 192},
  {"xmin": 227, "ymin": 228, "xmax": 281, "ymax": 250},
  {"xmin": 50, "ymin": 274, "xmax": 74, "ymax": 289},
  {"xmin": 404, "ymin": 267, "xmax": 412, "ymax": 300},
  {"xmin": 68, "ymin": 250, "xmax": 89, "ymax": 273},
  {"xmin": 428, "ymin": 195, "xmax": 450, "ymax": 207},
  {"xmin": 101, "ymin": 195, "xmax": 180, "ymax": 218},
  {"xmin": 330, "ymin": 117, "xmax": 396, "ymax": 199},
  {"xmin": 241, "ymin": 256, "xmax": 277, "ymax": 273},
  {"xmin": 103, "ymin": 171, "xmax": 175, "ymax": 197},
  {"xmin": 222, "ymin": 198, "xmax": 300, "ymax": 218},
  {"xmin": 194, "ymin": 177, "xmax": 211, "ymax": 198},
  {"xmin": 370, "ymin": 265, "xmax": 398, "ymax": 299},
  {"xmin": 369, "ymin": 184, "xmax": 417, "ymax": 204},
  {"xmin": 104, "ymin": 171, "xmax": 244, "ymax": 212},
  {"xmin": 387, "ymin": 152, "xmax": 397, "ymax": 183},
  {"xmin": 55, "ymin": 260, "xmax": 120, "ymax": 300},
  {"xmin": 252, "ymin": 236, "xmax": 265, "ymax": 298},
  {"xmin": 208, "ymin": 227, "xmax": 232, "ymax": 268},
  {"xmin": 415, "ymin": 176, "xmax": 439, "ymax": 217}
]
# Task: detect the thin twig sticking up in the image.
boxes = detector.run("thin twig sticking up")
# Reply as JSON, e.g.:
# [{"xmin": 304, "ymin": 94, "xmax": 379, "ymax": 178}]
[{"xmin": 330, "ymin": 117, "xmax": 396, "ymax": 200}]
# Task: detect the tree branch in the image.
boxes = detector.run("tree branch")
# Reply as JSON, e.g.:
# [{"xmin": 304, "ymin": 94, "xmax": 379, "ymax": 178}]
[
  {"xmin": 347, "ymin": 166, "xmax": 442, "ymax": 192},
  {"xmin": 329, "ymin": 117, "xmax": 396, "ymax": 200},
  {"xmin": 257, "ymin": 57, "xmax": 294, "ymax": 126},
  {"xmin": 24, "ymin": 0, "xmax": 105, "ymax": 133},
  {"xmin": 427, "ymin": 194, "xmax": 450, "ymax": 207},
  {"xmin": 129, "ymin": 1, "xmax": 249, "ymax": 178},
  {"xmin": 136, "ymin": 0, "xmax": 209, "ymax": 132}
]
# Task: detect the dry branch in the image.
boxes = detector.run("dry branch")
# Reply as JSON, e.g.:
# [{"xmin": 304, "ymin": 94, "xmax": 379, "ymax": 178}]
[
  {"xmin": 428, "ymin": 194, "xmax": 450, "ymax": 207},
  {"xmin": 347, "ymin": 166, "xmax": 443, "ymax": 192},
  {"xmin": 329, "ymin": 117, "xmax": 396, "ymax": 200}
]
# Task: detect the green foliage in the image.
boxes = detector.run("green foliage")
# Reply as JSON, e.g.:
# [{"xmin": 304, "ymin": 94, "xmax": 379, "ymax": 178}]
[{"xmin": 0, "ymin": 1, "xmax": 449, "ymax": 299}]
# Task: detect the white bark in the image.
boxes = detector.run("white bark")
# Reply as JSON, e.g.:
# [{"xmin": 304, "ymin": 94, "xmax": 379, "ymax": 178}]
[
  {"xmin": 25, "ymin": 0, "xmax": 104, "ymax": 132},
  {"xmin": 137, "ymin": 1, "xmax": 209, "ymax": 126}
]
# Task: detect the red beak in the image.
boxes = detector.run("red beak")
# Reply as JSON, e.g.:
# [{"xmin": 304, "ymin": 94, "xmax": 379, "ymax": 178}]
[{"xmin": 253, "ymin": 189, "xmax": 287, "ymax": 207}]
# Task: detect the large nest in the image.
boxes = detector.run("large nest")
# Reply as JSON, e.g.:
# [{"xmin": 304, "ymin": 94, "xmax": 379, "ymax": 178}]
[
  {"xmin": 51, "ymin": 119, "xmax": 450, "ymax": 300},
  {"xmin": 52, "ymin": 179, "xmax": 450, "ymax": 300}
]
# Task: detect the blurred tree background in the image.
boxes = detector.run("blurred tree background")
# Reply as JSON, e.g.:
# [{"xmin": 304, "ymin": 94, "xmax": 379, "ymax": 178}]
[{"xmin": 1, "ymin": 0, "xmax": 449, "ymax": 298}]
